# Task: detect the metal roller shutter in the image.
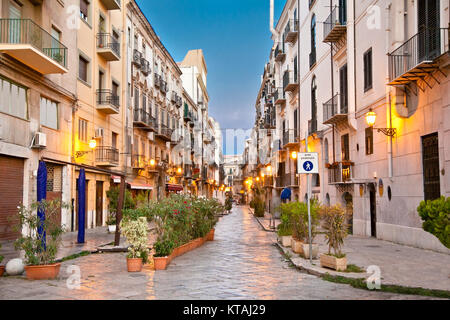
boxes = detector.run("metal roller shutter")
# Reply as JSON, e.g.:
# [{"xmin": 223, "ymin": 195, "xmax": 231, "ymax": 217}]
[{"xmin": 0, "ymin": 155, "xmax": 24, "ymax": 240}]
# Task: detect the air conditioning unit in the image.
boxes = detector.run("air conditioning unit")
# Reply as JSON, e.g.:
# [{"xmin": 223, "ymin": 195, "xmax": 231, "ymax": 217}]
[
  {"xmin": 33, "ymin": 132, "xmax": 47, "ymax": 148},
  {"xmin": 95, "ymin": 128, "xmax": 104, "ymax": 139}
]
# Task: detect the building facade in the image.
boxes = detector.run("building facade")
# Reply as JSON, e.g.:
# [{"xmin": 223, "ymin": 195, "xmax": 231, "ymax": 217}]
[{"xmin": 247, "ymin": 0, "xmax": 450, "ymax": 253}]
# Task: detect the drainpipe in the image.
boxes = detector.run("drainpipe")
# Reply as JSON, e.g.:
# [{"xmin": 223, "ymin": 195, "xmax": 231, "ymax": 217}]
[
  {"xmin": 270, "ymin": 0, "xmax": 278, "ymax": 38},
  {"xmin": 330, "ymin": 0, "xmax": 336, "ymax": 164},
  {"xmin": 386, "ymin": 3, "xmax": 393, "ymax": 178}
]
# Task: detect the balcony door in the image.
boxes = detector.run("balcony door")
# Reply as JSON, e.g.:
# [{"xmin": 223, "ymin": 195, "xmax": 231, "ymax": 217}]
[
  {"xmin": 422, "ymin": 133, "xmax": 441, "ymax": 201},
  {"xmin": 339, "ymin": 0, "xmax": 347, "ymax": 25},
  {"xmin": 8, "ymin": 1, "xmax": 21, "ymax": 44},
  {"xmin": 418, "ymin": 0, "xmax": 440, "ymax": 61}
]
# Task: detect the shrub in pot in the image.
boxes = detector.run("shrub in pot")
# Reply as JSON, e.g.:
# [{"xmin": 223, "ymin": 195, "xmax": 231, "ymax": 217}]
[
  {"xmin": 417, "ymin": 196, "xmax": 450, "ymax": 249},
  {"xmin": 153, "ymin": 239, "xmax": 175, "ymax": 270},
  {"xmin": 120, "ymin": 213, "xmax": 149, "ymax": 273},
  {"xmin": 106, "ymin": 213, "xmax": 117, "ymax": 233},
  {"xmin": 297, "ymin": 200, "xmax": 320, "ymax": 259},
  {"xmin": 14, "ymin": 200, "xmax": 70, "ymax": 280},
  {"xmin": 276, "ymin": 204, "xmax": 294, "ymax": 247},
  {"xmin": 319, "ymin": 204, "xmax": 350, "ymax": 271}
]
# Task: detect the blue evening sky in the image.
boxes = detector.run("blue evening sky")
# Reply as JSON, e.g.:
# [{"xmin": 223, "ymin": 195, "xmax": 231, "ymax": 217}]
[{"xmin": 136, "ymin": 0, "xmax": 286, "ymax": 155}]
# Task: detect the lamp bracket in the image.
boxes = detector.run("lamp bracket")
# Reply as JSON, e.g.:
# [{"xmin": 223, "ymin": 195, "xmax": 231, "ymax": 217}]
[{"xmin": 376, "ymin": 128, "xmax": 397, "ymax": 137}]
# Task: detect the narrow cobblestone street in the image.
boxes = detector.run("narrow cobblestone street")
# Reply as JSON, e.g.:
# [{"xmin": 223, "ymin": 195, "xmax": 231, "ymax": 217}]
[{"xmin": 0, "ymin": 206, "xmax": 436, "ymax": 300}]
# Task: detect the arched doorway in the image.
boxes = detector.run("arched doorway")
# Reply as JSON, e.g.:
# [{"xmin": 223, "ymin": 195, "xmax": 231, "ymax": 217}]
[{"xmin": 368, "ymin": 183, "xmax": 377, "ymax": 237}]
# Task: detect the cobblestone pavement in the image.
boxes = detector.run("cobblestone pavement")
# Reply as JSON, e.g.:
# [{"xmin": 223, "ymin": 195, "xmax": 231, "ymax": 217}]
[{"xmin": 0, "ymin": 206, "xmax": 437, "ymax": 300}]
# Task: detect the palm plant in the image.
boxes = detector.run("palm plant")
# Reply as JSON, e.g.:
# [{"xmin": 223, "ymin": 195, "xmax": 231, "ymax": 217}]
[{"xmin": 320, "ymin": 204, "xmax": 349, "ymax": 257}]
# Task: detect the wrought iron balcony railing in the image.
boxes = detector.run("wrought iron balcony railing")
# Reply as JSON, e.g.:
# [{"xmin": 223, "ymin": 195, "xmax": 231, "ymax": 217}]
[
  {"xmin": 274, "ymin": 88, "xmax": 286, "ymax": 105},
  {"xmin": 308, "ymin": 119, "xmax": 318, "ymax": 136},
  {"xmin": 132, "ymin": 49, "xmax": 142, "ymax": 67},
  {"xmin": 95, "ymin": 146, "xmax": 119, "ymax": 166},
  {"xmin": 328, "ymin": 161, "xmax": 353, "ymax": 184},
  {"xmin": 154, "ymin": 73, "xmax": 160, "ymax": 87},
  {"xmin": 141, "ymin": 58, "xmax": 151, "ymax": 75},
  {"xmin": 274, "ymin": 43, "xmax": 286, "ymax": 62},
  {"xmin": 132, "ymin": 154, "xmax": 147, "ymax": 169},
  {"xmin": 284, "ymin": 19, "xmax": 299, "ymax": 43},
  {"xmin": 283, "ymin": 70, "xmax": 298, "ymax": 92},
  {"xmin": 0, "ymin": 19, "xmax": 67, "ymax": 69},
  {"xmin": 323, "ymin": 94, "xmax": 348, "ymax": 124},
  {"xmin": 96, "ymin": 89, "xmax": 120, "ymax": 111},
  {"xmin": 323, "ymin": 5, "xmax": 347, "ymax": 43},
  {"xmin": 283, "ymin": 129, "xmax": 297, "ymax": 147},
  {"xmin": 96, "ymin": 33, "xmax": 120, "ymax": 58},
  {"xmin": 388, "ymin": 28, "xmax": 449, "ymax": 85}
]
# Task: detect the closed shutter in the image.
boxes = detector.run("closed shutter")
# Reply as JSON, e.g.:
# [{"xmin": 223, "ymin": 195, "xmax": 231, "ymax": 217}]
[
  {"xmin": 340, "ymin": 64, "xmax": 348, "ymax": 113},
  {"xmin": 0, "ymin": 155, "xmax": 24, "ymax": 240}
]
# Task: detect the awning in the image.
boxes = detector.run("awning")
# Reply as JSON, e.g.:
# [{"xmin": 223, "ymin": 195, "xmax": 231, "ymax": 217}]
[
  {"xmin": 129, "ymin": 183, "xmax": 153, "ymax": 190},
  {"xmin": 166, "ymin": 184, "xmax": 184, "ymax": 192}
]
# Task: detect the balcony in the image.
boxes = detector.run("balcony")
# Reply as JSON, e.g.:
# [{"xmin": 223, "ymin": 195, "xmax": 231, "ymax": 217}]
[
  {"xmin": 170, "ymin": 91, "xmax": 177, "ymax": 103},
  {"xmin": 159, "ymin": 79, "xmax": 168, "ymax": 94},
  {"xmin": 284, "ymin": 19, "xmax": 299, "ymax": 44},
  {"xmin": 184, "ymin": 164, "xmax": 192, "ymax": 179},
  {"xmin": 175, "ymin": 96, "xmax": 182, "ymax": 108},
  {"xmin": 154, "ymin": 73, "xmax": 160, "ymax": 87},
  {"xmin": 309, "ymin": 50, "xmax": 316, "ymax": 69},
  {"xmin": 0, "ymin": 19, "xmax": 67, "ymax": 74},
  {"xmin": 96, "ymin": 33, "xmax": 120, "ymax": 61},
  {"xmin": 323, "ymin": 5, "xmax": 347, "ymax": 43},
  {"xmin": 274, "ymin": 43, "xmax": 286, "ymax": 62},
  {"xmin": 323, "ymin": 94, "xmax": 348, "ymax": 125},
  {"xmin": 184, "ymin": 104, "xmax": 193, "ymax": 122},
  {"xmin": 283, "ymin": 129, "xmax": 298, "ymax": 149},
  {"xmin": 283, "ymin": 70, "xmax": 298, "ymax": 92},
  {"xmin": 134, "ymin": 108, "xmax": 156, "ymax": 131},
  {"xmin": 328, "ymin": 161, "xmax": 354, "ymax": 184},
  {"xmin": 132, "ymin": 155, "xmax": 147, "ymax": 169},
  {"xmin": 96, "ymin": 89, "xmax": 120, "ymax": 114},
  {"xmin": 274, "ymin": 88, "xmax": 286, "ymax": 106},
  {"xmin": 100, "ymin": 0, "xmax": 121, "ymax": 10},
  {"xmin": 141, "ymin": 58, "xmax": 151, "ymax": 76},
  {"xmin": 275, "ymin": 173, "xmax": 298, "ymax": 189},
  {"xmin": 263, "ymin": 175, "xmax": 273, "ymax": 188},
  {"xmin": 156, "ymin": 124, "xmax": 173, "ymax": 141},
  {"xmin": 388, "ymin": 28, "xmax": 449, "ymax": 86},
  {"xmin": 132, "ymin": 49, "xmax": 142, "ymax": 67},
  {"xmin": 308, "ymin": 119, "xmax": 318, "ymax": 136},
  {"xmin": 95, "ymin": 146, "xmax": 119, "ymax": 167}
]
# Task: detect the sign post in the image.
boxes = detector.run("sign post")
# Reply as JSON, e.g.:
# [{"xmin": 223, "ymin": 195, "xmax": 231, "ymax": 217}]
[{"xmin": 298, "ymin": 135, "xmax": 319, "ymax": 264}]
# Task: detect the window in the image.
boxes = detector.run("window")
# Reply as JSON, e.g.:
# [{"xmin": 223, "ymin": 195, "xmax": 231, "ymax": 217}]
[
  {"xmin": 363, "ymin": 48, "xmax": 373, "ymax": 92},
  {"xmin": 40, "ymin": 97, "xmax": 58, "ymax": 130},
  {"xmin": 128, "ymin": 27, "xmax": 131, "ymax": 48},
  {"xmin": 134, "ymin": 87, "xmax": 139, "ymax": 109},
  {"xmin": 142, "ymin": 94, "xmax": 147, "ymax": 112},
  {"xmin": 112, "ymin": 132, "xmax": 118, "ymax": 149},
  {"xmin": 79, "ymin": 55, "xmax": 89, "ymax": 83},
  {"xmin": 51, "ymin": 27, "xmax": 61, "ymax": 61},
  {"xmin": 0, "ymin": 77, "xmax": 27, "ymax": 119},
  {"xmin": 78, "ymin": 119, "xmax": 88, "ymax": 142},
  {"xmin": 112, "ymin": 82, "xmax": 119, "ymax": 98},
  {"xmin": 311, "ymin": 76, "xmax": 317, "ymax": 120},
  {"xmin": 341, "ymin": 134, "xmax": 350, "ymax": 161},
  {"xmin": 340, "ymin": 64, "xmax": 348, "ymax": 113},
  {"xmin": 310, "ymin": 14, "xmax": 317, "ymax": 67},
  {"xmin": 324, "ymin": 138, "xmax": 329, "ymax": 164},
  {"xmin": 365, "ymin": 127, "xmax": 374, "ymax": 155},
  {"xmin": 80, "ymin": 0, "xmax": 89, "ymax": 22}
]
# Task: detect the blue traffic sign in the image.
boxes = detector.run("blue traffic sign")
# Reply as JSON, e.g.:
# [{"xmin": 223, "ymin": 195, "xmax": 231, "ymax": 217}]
[{"xmin": 303, "ymin": 161, "xmax": 314, "ymax": 172}]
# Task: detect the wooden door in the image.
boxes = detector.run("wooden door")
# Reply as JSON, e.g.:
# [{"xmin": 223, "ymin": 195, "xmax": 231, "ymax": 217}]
[{"xmin": 422, "ymin": 133, "xmax": 441, "ymax": 201}]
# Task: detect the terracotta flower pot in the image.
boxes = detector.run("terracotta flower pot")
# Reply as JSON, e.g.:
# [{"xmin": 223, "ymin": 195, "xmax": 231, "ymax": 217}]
[
  {"xmin": 280, "ymin": 235, "xmax": 292, "ymax": 247},
  {"xmin": 207, "ymin": 229, "xmax": 215, "ymax": 241},
  {"xmin": 127, "ymin": 258, "xmax": 143, "ymax": 272},
  {"xmin": 172, "ymin": 247, "xmax": 180, "ymax": 258},
  {"xmin": 0, "ymin": 266, "xmax": 5, "ymax": 277},
  {"xmin": 24, "ymin": 263, "xmax": 61, "ymax": 280},
  {"xmin": 154, "ymin": 256, "xmax": 170, "ymax": 270}
]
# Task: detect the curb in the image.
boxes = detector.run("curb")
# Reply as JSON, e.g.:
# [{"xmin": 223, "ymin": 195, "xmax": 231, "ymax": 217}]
[{"xmin": 249, "ymin": 208, "xmax": 277, "ymax": 233}]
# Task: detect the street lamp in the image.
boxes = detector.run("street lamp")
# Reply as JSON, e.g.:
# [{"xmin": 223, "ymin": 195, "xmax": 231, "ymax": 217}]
[
  {"xmin": 291, "ymin": 151, "xmax": 298, "ymax": 160},
  {"xmin": 365, "ymin": 109, "xmax": 397, "ymax": 137},
  {"xmin": 75, "ymin": 138, "xmax": 97, "ymax": 158},
  {"xmin": 149, "ymin": 159, "xmax": 156, "ymax": 167}
]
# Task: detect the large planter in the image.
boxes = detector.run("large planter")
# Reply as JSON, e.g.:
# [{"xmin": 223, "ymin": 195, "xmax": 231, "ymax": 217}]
[
  {"xmin": 279, "ymin": 235, "xmax": 292, "ymax": 248},
  {"xmin": 320, "ymin": 254, "xmax": 347, "ymax": 271},
  {"xmin": 207, "ymin": 229, "xmax": 215, "ymax": 241},
  {"xmin": 291, "ymin": 238, "xmax": 304, "ymax": 254},
  {"xmin": 126, "ymin": 258, "xmax": 143, "ymax": 272},
  {"xmin": 154, "ymin": 256, "xmax": 170, "ymax": 270},
  {"xmin": 302, "ymin": 243, "xmax": 320, "ymax": 259},
  {"xmin": 24, "ymin": 263, "xmax": 61, "ymax": 280},
  {"xmin": 0, "ymin": 266, "xmax": 4, "ymax": 277},
  {"xmin": 108, "ymin": 225, "xmax": 116, "ymax": 233}
]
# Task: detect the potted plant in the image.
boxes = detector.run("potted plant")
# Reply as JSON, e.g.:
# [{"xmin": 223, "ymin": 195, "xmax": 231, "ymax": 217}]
[
  {"xmin": 120, "ymin": 215, "xmax": 149, "ymax": 272},
  {"xmin": 289, "ymin": 203, "xmax": 306, "ymax": 254},
  {"xmin": 14, "ymin": 200, "xmax": 69, "ymax": 280},
  {"xmin": 276, "ymin": 204, "xmax": 293, "ymax": 247},
  {"xmin": 106, "ymin": 213, "xmax": 116, "ymax": 233},
  {"xmin": 299, "ymin": 200, "xmax": 321, "ymax": 259},
  {"xmin": 319, "ymin": 204, "xmax": 350, "ymax": 271},
  {"xmin": 0, "ymin": 244, "xmax": 4, "ymax": 277},
  {"xmin": 153, "ymin": 239, "xmax": 175, "ymax": 270}
]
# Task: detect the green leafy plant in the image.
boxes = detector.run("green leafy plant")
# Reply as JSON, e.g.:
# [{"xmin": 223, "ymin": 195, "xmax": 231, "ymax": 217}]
[
  {"xmin": 320, "ymin": 204, "xmax": 350, "ymax": 258},
  {"xmin": 106, "ymin": 212, "xmax": 116, "ymax": 226},
  {"xmin": 252, "ymin": 187, "xmax": 266, "ymax": 217},
  {"xmin": 276, "ymin": 203, "xmax": 294, "ymax": 237},
  {"xmin": 225, "ymin": 194, "xmax": 233, "ymax": 211},
  {"xmin": 106, "ymin": 186, "xmax": 136, "ymax": 215},
  {"xmin": 153, "ymin": 239, "xmax": 175, "ymax": 258},
  {"xmin": 120, "ymin": 214, "xmax": 149, "ymax": 264},
  {"xmin": 417, "ymin": 197, "xmax": 450, "ymax": 248},
  {"xmin": 14, "ymin": 200, "xmax": 70, "ymax": 266}
]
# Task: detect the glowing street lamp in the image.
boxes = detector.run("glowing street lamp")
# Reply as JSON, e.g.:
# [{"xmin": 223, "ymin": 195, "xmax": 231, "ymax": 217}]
[
  {"xmin": 150, "ymin": 159, "xmax": 156, "ymax": 167},
  {"xmin": 291, "ymin": 151, "xmax": 298, "ymax": 160},
  {"xmin": 89, "ymin": 139, "xmax": 97, "ymax": 150},
  {"xmin": 365, "ymin": 109, "xmax": 397, "ymax": 137}
]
